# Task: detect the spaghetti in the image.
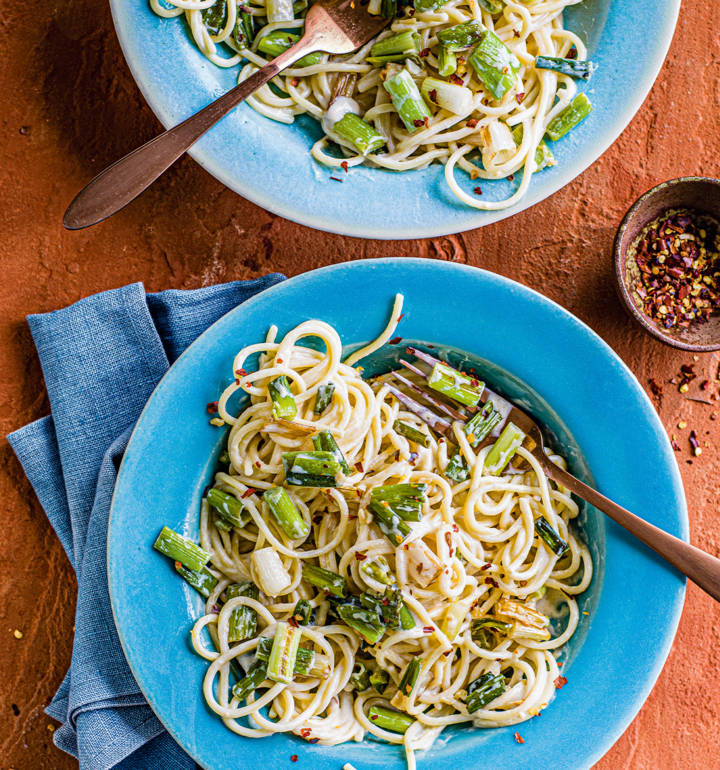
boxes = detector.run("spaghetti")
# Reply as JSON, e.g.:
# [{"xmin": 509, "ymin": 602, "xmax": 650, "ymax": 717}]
[
  {"xmin": 149, "ymin": 0, "xmax": 593, "ymax": 210},
  {"xmin": 158, "ymin": 296, "xmax": 591, "ymax": 769}
]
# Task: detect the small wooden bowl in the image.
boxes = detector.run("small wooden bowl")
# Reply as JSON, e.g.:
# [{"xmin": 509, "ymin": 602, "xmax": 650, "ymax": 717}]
[{"xmin": 613, "ymin": 176, "xmax": 720, "ymax": 352}]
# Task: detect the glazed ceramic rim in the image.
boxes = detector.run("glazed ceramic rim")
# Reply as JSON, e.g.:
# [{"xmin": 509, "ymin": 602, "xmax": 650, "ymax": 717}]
[
  {"xmin": 108, "ymin": 258, "xmax": 687, "ymax": 770},
  {"xmin": 108, "ymin": 0, "xmax": 681, "ymax": 239},
  {"xmin": 613, "ymin": 175, "xmax": 720, "ymax": 352}
]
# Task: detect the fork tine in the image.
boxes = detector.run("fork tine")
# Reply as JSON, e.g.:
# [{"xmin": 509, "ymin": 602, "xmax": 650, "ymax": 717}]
[
  {"xmin": 393, "ymin": 368, "xmax": 467, "ymax": 421},
  {"xmin": 385, "ymin": 383, "xmax": 452, "ymax": 436}
]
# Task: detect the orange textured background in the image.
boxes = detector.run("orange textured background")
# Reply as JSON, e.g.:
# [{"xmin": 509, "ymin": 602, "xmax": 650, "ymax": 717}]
[{"xmin": 1, "ymin": 0, "xmax": 719, "ymax": 767}]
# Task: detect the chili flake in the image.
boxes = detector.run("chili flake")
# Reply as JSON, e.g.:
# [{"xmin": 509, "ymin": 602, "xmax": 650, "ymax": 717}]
[
  {"xmin": 242, "ymin": 488, "xmax": 256, "ymax": 498},
  {"xmin": 473, "ymin": 186, "xmax": 482, "ymax": 195},
  {"xmin": 389, "ymin": 336, "xmax": 403, "ymax": 344},
  {"xmin": 514, "ymin": 732, "xmax": 525, "ymax": 744},
  {"xmin": 413, "ymin": 119, "xmax": 425, "ymax": 128},
  {"xmin": 355, "ymin": 551, "xmax": 368, "ymax": 561},
  {"xmin": 341, "ymin": 161, "xmax": 349, "ymax": 173},
  {"xmin": 449, "ymin": 74, "xmax": 464, "ymax": 86},
  {"xmin": 291, "ymin": 756, "xmax": 299, "ymax": 763},
  {"xmin": 627, "ymin": 208, "xmax": 720, "ymax": 332},
  {"xmin": 466, "ymin": 118, "xmax": 478, "ymax": 128},
  {"xmin": 423, "ymin": 626, "xmax": 434, "ymax": 633},
  {"xmin": 206, "ymin": 401, "xmax": 219, "ymax": 413},
  {"xmin": 553, "ymin": 675, "xmax": 568, "ymax": 689}
]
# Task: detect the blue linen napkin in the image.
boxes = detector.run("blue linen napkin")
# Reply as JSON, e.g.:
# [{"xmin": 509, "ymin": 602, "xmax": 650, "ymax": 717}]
[{"xmin": 7, "ymin": 276, "xmax": 285, "ymax": 770}]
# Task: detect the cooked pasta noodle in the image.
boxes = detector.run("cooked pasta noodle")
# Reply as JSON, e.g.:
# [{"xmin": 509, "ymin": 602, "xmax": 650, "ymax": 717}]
[
  {"xmin": 187, "ymin": 296, "xmax": 592, "ymax": 769},
  {"xmin": 149, "ymin": 0, "xmax": 590, "ymax": 209}
]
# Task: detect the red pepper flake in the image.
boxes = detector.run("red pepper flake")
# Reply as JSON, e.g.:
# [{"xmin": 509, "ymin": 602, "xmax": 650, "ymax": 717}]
[
  {"xmin": 206, "ymin": 401, "xmax": 219, "ymax": 413},
  {"xmin": 242, "ymin": 488, "xmax": 256, "ymax": 498},
  {"xmin": 443, "ymin": 649, "xmax": 452, "ymax": 657},
  {"xmin": 423, "ymin": 626, "xmax": 434, "ymax": 633},
  {"xmin": 370, "ymin": 714, "xmax": 379, "ymax": 720},
  {"xmin": 389, "ymin": 336, "xmax": 403, "ymax": 344},
  {"xmin": 514, "ymin": 732, "xmax": 525, "ymax": 744},
  {"xmin": 466, "ymin": 118, "xmax": 478, "ymax": 128},
  {"xmin": 554, "ymin": 675, "xmax": 568, "ymax": 689},
  {"xmin": 424, "ymin": 116, "xmax": 430, "ymax": 128},
  {"xmin": 507, "ymin": 173, "xmax": 514, "ymax": 181},
  {"xmin": 429, "ymin": 88, "xmax": 438, "ymax": 103},
  {"xmin": 341, "ymin": 160, "xmax": 349, "ymax": 173},
  {"xmin": 473, "ymin": 186, "xmax": 482, "ymax": 195},
  {"xmin": 355, "ymin": 551, "xmax": 368, "ymax": 561},
  {"xmin": 288, "ymin": 616, "xmax": 299, "ymax": 628},
  {"xmin": 308, "ymin": 738, "xmax": 320, "ymax": 744},
  {"xmin": 290, "ymin": 78, "xmax": 299, "ymax": 87},
  {"xmin": 484, "ymin": 576, "xmax": 499, "ymax": 587},
  {"xmin": 235, "ymin": 368, "xmax": 247, "ymax": 377},
  {"xmin": 567, "ymin": 47, "xmax": 578, "ymax": 59},
  {"xmin": 515, "ymin": 92, "xmax": 526, "ymax": 104},
  {"xmin": 397, "ymin": 313, "xmax": 405, "ymax": 322},
  {"xmin": 291, "ymin": 756, "xmax": 298, "ymax": 763},
  {"xmin": 330, "ymin": 176, "xmax": 343, "ymax": 182},
  {"xmin": 300, "ymin": 728, "xmax": 312, "ymax": 738},
  {"xmin": 481, "ymin": 563, "xmax": 491, "ymax": 571},
  {"xmin": 381, "ymin": 597, "xmax": 390, "ymax": 606},
  {"xmin": 449, "ymin": 74, "xmax": 464, "ymax": 86},
  {"xmin": 255, "ymin": 461, "xmax": 261, "ymax": 469},
  {"xmin": 420, "ymin": 47, "xmax": 430, "ymax": 57},
  {"xmin": 452, "ymin": 523, "xmax": 459, "ymax": 532},
  {"xmin": 355, "ymin": 461, "xmax": 364, "ymax": 472},
  {"xmin": 413, "ymin": 119, "xmax": 425, "ymax": 128}
]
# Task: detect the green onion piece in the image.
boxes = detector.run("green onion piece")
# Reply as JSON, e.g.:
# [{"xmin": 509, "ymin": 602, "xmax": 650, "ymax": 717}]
[
  {"xmin": 465, "ymin": 672, "xmax": 506, "ymax": 713},
  {"xmin": 369, "ymin": 500, "xmax": 412, "ymax": 544},
  {"xmin": 336, "ymin": 603, "xmax": 385, "ymax": 644},
  {"xmin": 213, "ymin": 514, "xmax": 232, "ymax": 532},
  {"xmin": 393, "ymin": 419, "xmax": 431, "ymax": 447},
  {"xmin": 545, "ymin": 93, "xmax": 593, "ymax": 141},
  {"xmin": 427, "ymin": 362, "xmax": 484, "ymax": 406},
  {"xmin": 414, "ymin": 0, "xmax": 446, "ymax": 10},
  {"xmin": 292, "ymin": 598, "xmax": 313, "ymax": 625},
  {"xmin": 444, "ymin": 449, "xmax": 470, "ymax": 482},
  {"xmin": 360, "ymin": 555, "xmax": 396, "ymax": 587},
  {"xmin": 263, "ymin": 486, "xmax": 310, "ymax": 539},
  {"xmin": 302, "ymin": 564, "xmax": 348, "ymax": 597},
  {"xmin": 470, "ymin": 617, "xmax": 512, "ymax": 648},
  {"xmin": 383, "ymin": 69, "xmax": 432, "ymax": 134},
  {"xmin": 314, "ymin": 382, "xmax": 335, "ymax": 415},
  {"xmin": 333, "ymin": 113, "xmax": 385, "ymax": 155},
  {"xmin": 312, "ymin": 430, "xmax": 350, "ymax": 474},
  {"xmin": 175, "ymin": 563, "xmax": 218, "ymax": 597},
  {"xmin": 370, "ymin": 668, "xmax": 390, "ymax": 693},
  {"xmin": 437, "ymin": 45, "xmax": 457, "ymax": 77},
  {"xmin": 469, "ymin": 30, "xmax": 521, "ymax": 100},
  {"xmin": 258, "ymin": 31, "xmax": 322, "ymax": 65},
  {"xmin": 360, "ymin": 591, "xmax": 398, "ymax": 630},
  {"xmin": 484, "ymin": 421, "xmax": 525, "ymax": 475},
  {"xmin": 478, "ymin": 0, "xmax": 503, "ymax": 11},
  {"xmin": 218, "ymin": 449, "xmax": 230, "ymax": 465},
  {"xmin": 399, "ymin": 601, "xmax": 415, "ymax": 630},
  {"xmin": 349, "ymin": 662, "xmax": 371, "ymax": 691},
  {"xmin": 464, "ymin": 402, "xmax": 502, "ymax": 446},
  {"xmin": 535, "ymin": 55, "xmax": 596, "ymax": 80},
  {"xmin": 367, "ymin": 705, "xmax": 414, "ymax": 733},
  {"xmin": 207, "ymin": 488, "xmax": 247, "ymax": 528},
  {"xmin": 420, "ymin": 77, "xmax": 473, "ymax": 114},
  {"xmin": 255, "ymin": 636, "xmax": 315, "ymax": 675},
  {"xmin": 154, "ymin": 526, "xmax": 210, "ymax": 571},
  {"xmin": 511, "ymin": 124, "xmax": 555, "ymax": 172},
  {"xmin": 437, "ymin": 20, "xmax": 483, "ymax": 51},
  {"xmin": 268, "ymin": 375, "xmax": 298, "ymax": 420},
  {"xmin": 398, "ymin": 657, "xmax": 421, "ymax": 696},
  {"xmin": 266, "ymin": 0, "xmax": 294, "ymax": 23},
  {"xmin": 201, "ymin": 0, "xmax": 228, "ymax": 35},
  {"xmin": 370, "ymin": 483, "xmax": 427, "ymax": 522},
  {"xmin": 282, "ymin": 450, "xmax": 341, "ymax": 487},
  {"xmin": 226, "ymin": 582, "xmax": 259, "ymax": 643},
  {"xmin": 267, "ymin": 620, "xmax": 302, "ymax": 684},
  {"xmin": 368, "ymin": 31, "xmax": 421, "ymax": 63},
  {"xmin": 232, "ymin": 661, "xmax": 267, "ymax": 702},
  {"xmin": 235, "ymin": 11, "xmax": 254, "ymax": 47},
  {"xmin": 535, "ymin": 517, "xmax": 570, "ymax": 557},
  {"xmin": 381, "ymin": 0, "xmax": 396, "ymax": 18}
]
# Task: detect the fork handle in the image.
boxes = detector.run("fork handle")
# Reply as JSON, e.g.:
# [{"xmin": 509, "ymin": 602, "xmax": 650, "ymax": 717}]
[
  {"xmin": 539, "ymin": 456, "xmax": 720, "ymax": 602},
  {"xmin": 62, "ymin": 41, "xmax": 316, "ymax": 230}
]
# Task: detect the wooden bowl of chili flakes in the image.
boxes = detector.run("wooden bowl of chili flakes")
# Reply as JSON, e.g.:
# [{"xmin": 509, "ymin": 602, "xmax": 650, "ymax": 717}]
[{"xmin": 614, "ymin": 177, "xmax": 720, "ymax": 351}]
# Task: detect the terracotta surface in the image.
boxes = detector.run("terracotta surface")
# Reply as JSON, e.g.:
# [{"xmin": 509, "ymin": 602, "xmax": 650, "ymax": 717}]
[{"xmin": 1, "ymin": 0, "xmax": 719, "ymax": 767}]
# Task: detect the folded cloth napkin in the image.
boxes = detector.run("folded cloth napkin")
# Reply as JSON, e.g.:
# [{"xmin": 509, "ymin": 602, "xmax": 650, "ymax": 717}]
[{"xmin": 7, "ymin": 276, "xmax": 285, "ymax": 770}]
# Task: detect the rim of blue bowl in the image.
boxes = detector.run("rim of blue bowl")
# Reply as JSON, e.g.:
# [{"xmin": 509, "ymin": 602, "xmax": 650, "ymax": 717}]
[
  {"xmin": 108, "ymin": 259, "xmax": 687, "ymax": 770},
  {"xmin": 108, "ymin": 1, "xmax": 681, "ymax": 239}
]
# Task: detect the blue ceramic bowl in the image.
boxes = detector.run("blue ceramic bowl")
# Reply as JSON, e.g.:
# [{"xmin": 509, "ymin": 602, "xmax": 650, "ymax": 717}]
[
  {"xmin": 109, "ymin": 1, "xmax": 679, "ymax": 238},
  {"xmin": 109, "ymin": 259, "xmax": 687, "ymax": 770}
]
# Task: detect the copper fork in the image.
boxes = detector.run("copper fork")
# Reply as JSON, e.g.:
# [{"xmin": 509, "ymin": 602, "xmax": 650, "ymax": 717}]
[
  {"xmin": 387, "ymin": 346, "xmax": 720, "ymax": 602},
  {"xmin": 62, "ymin": 0, "xmax": 389, "ymax": 230}
]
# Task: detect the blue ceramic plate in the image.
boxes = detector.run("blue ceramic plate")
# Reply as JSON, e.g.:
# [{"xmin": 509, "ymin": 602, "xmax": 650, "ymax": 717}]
[
  {"xmin": 109, "ymin": 0, "xmax": 680, "ymax": 238},
  {"xmin": 109, "ymin": 259, "xmax": 687, "ymax": 770}
]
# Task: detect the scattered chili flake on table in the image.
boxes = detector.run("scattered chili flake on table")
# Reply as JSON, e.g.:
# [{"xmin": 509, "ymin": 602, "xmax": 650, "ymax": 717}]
[
  {"xmin": 206, "ymin": 401, "xmax": 219, "ymax": 413},
  {"xmin": 290, "ymin": 756, "xmax": 299, "ymax": 763},
  {"xmin": 473, "ymin": 186, "xmax": 482, "ymax": 195},
  {"xmin": 628, "ymin": 208, "xmax": 720, "ymax": 331},
  {"xmin": 341, "ymin": 161, "xmax": 349, "ymax": 173},
  {"xmin": 514, "ymin": 731, "xmax": 525, "ymax": 744},
  {"xmin": 554, "ymin": 675, "xmax": 568, "ymax": 689},
  {"xmin": 389, "ymin": 336, "xmax": 403, "ymax": 344}
]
